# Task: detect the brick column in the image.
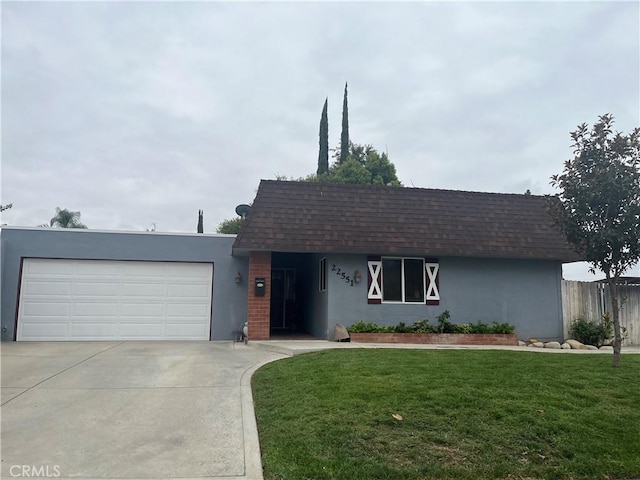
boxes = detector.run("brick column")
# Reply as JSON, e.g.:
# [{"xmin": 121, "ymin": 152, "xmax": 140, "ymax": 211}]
[{"xmin": 247, "ymin": 251, "xmax": 271, "ymax": 340}]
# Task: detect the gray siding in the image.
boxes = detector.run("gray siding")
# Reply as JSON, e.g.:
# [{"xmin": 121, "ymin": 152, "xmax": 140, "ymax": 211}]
[
  {"xmin": 326, "ymin": 254, "xmax": 564, "ymax": 342},
  {"xmin": 0, "ymin": 228, "xmax": 248, "ymax": 341}
]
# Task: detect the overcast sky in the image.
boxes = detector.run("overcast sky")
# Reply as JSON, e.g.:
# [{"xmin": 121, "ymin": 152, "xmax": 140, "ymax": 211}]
[{"xmin": 1, "ymin": 1, "xmax": 638, "ymax": 280}]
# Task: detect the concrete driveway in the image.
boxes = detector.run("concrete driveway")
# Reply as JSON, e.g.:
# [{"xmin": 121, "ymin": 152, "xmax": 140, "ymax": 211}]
[{"xmin": 1, "ymin": 341, "xmax": 285, "ymax": 480}]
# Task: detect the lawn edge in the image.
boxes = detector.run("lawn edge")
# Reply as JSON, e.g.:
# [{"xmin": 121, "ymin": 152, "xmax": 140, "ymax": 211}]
[{"xmin": 240, "ymin": 351, "xmax": 289, "ymax": 480}]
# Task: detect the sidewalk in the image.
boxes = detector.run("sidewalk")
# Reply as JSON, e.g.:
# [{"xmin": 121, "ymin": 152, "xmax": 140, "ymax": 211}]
[{"xmin": 249, "ymin": 339, "xmax": 640, "ymax": 357}]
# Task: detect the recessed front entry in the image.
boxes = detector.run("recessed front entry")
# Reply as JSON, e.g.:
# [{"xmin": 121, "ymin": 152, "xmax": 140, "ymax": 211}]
[
  {"xmin": 17, "ymin": 258, "xmax": 213, "ymax": 341},
  {"xmin": 270, "ymin": 268, "xmax": 297, "ymax": 331}
]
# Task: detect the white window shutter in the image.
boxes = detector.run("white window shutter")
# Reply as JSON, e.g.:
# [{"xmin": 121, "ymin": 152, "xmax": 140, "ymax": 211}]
[
  {"xmin": 367, "ymin": 258, "xmax": 382, "ymax": 304},
  {"xmin": 425, "ymin": 262, "xmax": 440, "ymax": 304}
]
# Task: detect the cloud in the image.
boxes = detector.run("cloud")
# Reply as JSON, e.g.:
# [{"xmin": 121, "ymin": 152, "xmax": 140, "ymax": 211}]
[{"xmin": 1, "ymin": 0, "xmax": 637, "ymax": 240}]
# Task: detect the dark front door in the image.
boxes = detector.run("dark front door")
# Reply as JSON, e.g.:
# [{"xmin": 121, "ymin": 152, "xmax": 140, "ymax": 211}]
[{"xmin": 270, "ymin": 268, "xmax": 297, "ymax": 331}]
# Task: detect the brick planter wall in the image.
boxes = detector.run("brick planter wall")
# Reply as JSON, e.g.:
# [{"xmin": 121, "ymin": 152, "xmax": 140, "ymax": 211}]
[
  {"xmin": 349, "ymin": 333, "xmax": 518, "ymax": 346},
  {"xmin": 247, "ymin": 251, "xmax": 271, "ymax": 340}
]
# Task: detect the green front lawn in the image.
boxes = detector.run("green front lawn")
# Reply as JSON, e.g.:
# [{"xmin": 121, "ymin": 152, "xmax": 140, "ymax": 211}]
[{"xmin": 252, "ymin": 350, "xmax": 640, "ymax": 480}]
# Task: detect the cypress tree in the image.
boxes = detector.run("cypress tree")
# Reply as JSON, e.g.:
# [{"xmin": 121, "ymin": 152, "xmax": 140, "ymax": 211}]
[
  {"xmin": 317, "ymin": 98, "xmax": 329, "ymax": 175},
  {"xmin": 339, "ymin": 82, "xmax": 349, "ymax": 164},
  {"xmin": 197, "ymin": 210, "xmax": 204, "ymax": 233}
]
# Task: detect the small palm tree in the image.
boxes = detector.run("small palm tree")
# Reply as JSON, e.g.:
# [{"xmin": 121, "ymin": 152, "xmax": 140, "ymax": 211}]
[{"xmin": 50, "ymin": 207, "xmax": 87, "ymax": 229}]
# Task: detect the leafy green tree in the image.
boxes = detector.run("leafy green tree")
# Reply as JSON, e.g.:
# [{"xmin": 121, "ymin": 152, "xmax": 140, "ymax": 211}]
[
  {"xmin": 339, "ymin": 82, "xmax": 349, "ymax": 165},
  {"xmin": 549, "ymin": 114, "xmax": 640, "ymax": 367},
  {"xmin": 49, "ymin": 207, "xmax": 87, "ymax": 229},
  {"xmin": 317, "ymin": 98, "xmax": 329, "ymax": 175},
  {"xmin": 330, "ymin": 158, "xmax": 372, "ymax": 184},
  {"xmin": 338, "ymin": 142, "xmax": 401, "ymax": 186},
  {"xmin": 216, "ymin": 217, "xmax": 244, "ymax": 234},
  {"xmin": 305, "ymin": 142, "xmax": 402, "ymax": 186},
  {"xmin": 362, "ymin": 147, "xmax": 401, "ymax": 186}
]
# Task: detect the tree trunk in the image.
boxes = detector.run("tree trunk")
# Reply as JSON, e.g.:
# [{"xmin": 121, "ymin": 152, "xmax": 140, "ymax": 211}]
[{"xmin": 606, "ymin": 272, "xmax": 622, "ymax": 367}]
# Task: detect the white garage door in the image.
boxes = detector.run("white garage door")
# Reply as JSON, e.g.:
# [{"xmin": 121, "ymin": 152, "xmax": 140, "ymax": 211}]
[{"xmin": 17, "ymin": 259, "xmax": 213, "ymax": 341}]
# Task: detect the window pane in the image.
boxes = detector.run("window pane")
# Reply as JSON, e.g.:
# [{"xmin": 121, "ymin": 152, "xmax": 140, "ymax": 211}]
[
  {"xmin": 404, "ymin": 259, "xmax": 424, "ymax": 303},
  {"xmin": 382, "ymin": 259, "xmax": 402, "ymax": 301}
]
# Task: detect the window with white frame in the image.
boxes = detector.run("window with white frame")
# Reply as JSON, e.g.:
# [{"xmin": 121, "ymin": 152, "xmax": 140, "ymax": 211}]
[
  {"xmin": 319, "ymin": 257, "xmax": 327, "ymax": 292},
  {"xmin": 382, "ymin": 257, "xmax": 425, "ymax": 303},
  {"xmin": 367, "ymin": 256, "xmax": 440, "ymax": 305}
]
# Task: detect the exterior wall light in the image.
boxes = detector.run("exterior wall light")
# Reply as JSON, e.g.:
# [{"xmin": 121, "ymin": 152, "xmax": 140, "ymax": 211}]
[
  {"xmin": 354, "ymin": 269, "xmax": 362, "ymax": 284},
  {"xmin": 235, "ymin": 272, "xmax": 242, "ymax": 284}
]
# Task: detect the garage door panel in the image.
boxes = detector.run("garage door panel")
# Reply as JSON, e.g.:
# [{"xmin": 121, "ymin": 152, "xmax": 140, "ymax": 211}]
[
  {"xmin": 73, "ymin": 303, "xmax": 120, "ymax": 316},
  {"xmin": 122, "ymin": 283, "xmax": 166, "ymax": 297},
  {"xmin": 121, "ymin": 303, "xmax": 165, "ymax": 316},
  {"xmin": 166, "ymin": 316, "xmax": 210, "ymax": 326},
  {"xmin": 122, "ymin": 262, "xmax": 167, "ymax": 275},
  {"xmin": 24, "ymin": 280, "xmax": 72, "ymax": 296},
  {"xmin": 166, "ymin": 303, "xmax": 210, "ymax": 317},
  {"xmin": 72, "ymin": 323, "xmax": 118, "ymax": 338},
  {"xmin": 74, "ymin": 282, "xmax": 121, "ymax": 296},
  {"xmin": 22, "ymin": 302, "xmax": 70, "ymax": 317},
  {"xmin": 118, "ymin": 316, "xmax": 166, "ymax": 324},
  {"xmin": 20, "ymin": 323, "xmax": 68, "ymax": 339},
  {"xmin": 74, "ymin": 262, "xmax": 121, "ymax": 276},
  {"xmin": 25, "ymin": 259, "xmax": 74, "ymax": 275},
  {"xmin": 18, "ymin": 259, "xmax": 212, "ymax": 341},
  {"xmin": 167, "ymin": 284, "xmax": 210, "ymax": 298}
]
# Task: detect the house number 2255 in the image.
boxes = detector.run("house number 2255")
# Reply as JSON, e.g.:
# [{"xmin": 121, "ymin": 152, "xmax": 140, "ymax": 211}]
[{"xmin": 331, "ymin": 264, "xmax": 354, "ymax": 286}]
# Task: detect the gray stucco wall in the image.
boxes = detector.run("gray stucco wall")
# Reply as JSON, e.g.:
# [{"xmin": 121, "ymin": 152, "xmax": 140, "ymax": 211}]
[
  {"xmin": 0, "ymin": 227, "xmax": 248, "ymax": 341},
  {"xmin": 325, "ymin": 253, "xmax": 564, "ymax": 342}
]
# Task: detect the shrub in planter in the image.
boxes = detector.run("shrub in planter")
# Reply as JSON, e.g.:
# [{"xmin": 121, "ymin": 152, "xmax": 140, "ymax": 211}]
[
  {"xmin": 408, "ymin": 319, "xmax": 436, "ymax": 333},
  {"xmin": 490, "ymin": 322, "xmax": 516, "ymax": 334},
  {"xmin": 471, "ymin": 321, "xmax": 491, "ymax": 334},
  {"xmin": 347, "ymin": 321, "xmax": 393, "ymax": 333},
  {"xmin": 394, "ymin": 322, "xmax": 412, "ymax": 333},
  {"xmin": 436, "ymin": 310, "xmax": 456, "ymax": 333},
  {"xmin": 346, "ymin": 313, "xmax": 515, "ymax": 335}
]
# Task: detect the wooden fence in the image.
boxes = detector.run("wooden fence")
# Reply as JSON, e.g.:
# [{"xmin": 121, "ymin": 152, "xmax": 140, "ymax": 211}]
[{"xmin": 562, "ymin": 280, "xmax": 640, "ymax": 345}]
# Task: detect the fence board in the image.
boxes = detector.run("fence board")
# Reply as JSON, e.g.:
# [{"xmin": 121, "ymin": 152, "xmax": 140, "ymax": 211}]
[
  {"xmin": 562, "ymin": 280, "xmax": 640, "ymax": 345},
  {"xmin": 615, "ymin": 285, "xmax": 640, "ymax": 346}
]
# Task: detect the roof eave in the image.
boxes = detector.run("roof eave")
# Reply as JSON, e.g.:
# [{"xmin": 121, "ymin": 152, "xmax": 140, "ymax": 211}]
[{"xmin": 231, "ymin": 241, "xmax": 583, "ymax": 262}]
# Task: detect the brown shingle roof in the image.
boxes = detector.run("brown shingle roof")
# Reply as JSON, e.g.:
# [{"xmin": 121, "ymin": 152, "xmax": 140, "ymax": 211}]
[{"xmin": 232, "ymin": 180, "xmax": 582, "ymax": 261}]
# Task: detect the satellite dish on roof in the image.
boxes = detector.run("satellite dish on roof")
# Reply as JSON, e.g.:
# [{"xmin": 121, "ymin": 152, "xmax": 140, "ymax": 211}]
[{"xmin": 235, "ymin": 204, "xmax": 251, "ymax": 219}]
